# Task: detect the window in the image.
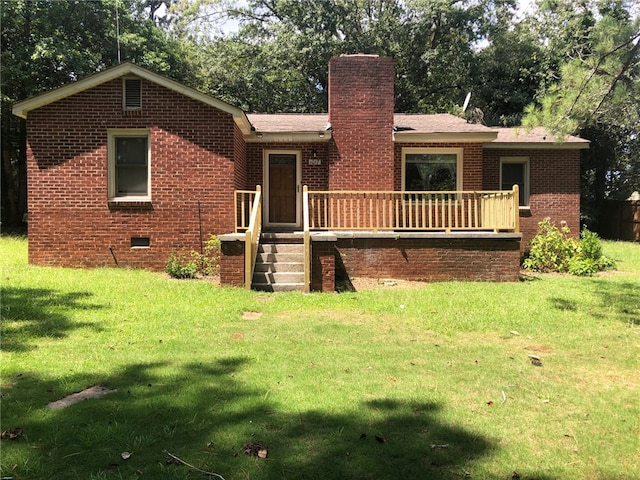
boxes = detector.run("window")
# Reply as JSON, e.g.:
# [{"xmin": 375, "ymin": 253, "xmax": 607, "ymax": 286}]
[
  {"xmin": 108, "ymin": 129, "xmax": 150, "ymax": 200},
  {"xmin": 500, "ymin": 157, "xmax": 529, "ymax": 206},
  {"xmin": 123, "ymin": 78, "xmax": 142, "ymax": 109},
  {"xmin": 402, "ymin": 148, "xmax": 463, "ymax": 191}
]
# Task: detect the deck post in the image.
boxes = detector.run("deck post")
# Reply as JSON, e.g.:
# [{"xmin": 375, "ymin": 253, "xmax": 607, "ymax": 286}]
[
  {"xmin": 513, "ymin": 184, "xmax": 520, "ymax": 233},
  {"xmin": 303, "ymin": 185, "xmax": 310, "ymax": 293}
]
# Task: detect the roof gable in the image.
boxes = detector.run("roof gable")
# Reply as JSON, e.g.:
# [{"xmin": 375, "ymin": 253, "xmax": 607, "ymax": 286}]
[{"xmin": 12, "ymin": 62, "xmax": 253, "ymax": 135}]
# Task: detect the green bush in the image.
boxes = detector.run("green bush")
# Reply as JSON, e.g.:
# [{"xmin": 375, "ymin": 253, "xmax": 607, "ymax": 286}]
[
  {"xmin": 165, "ymin": 235, "xmax": 221, "ymax": 279},
  {"xmin": 523, "ymin": 218, "xmax": 615, "ymax": 276},
  {"xmin": 579, "ymin": 228, "xmax": 602, "ymax": 261},
  {"xmin": 194, "ymin": 234, "xmax": 221, "ymax": 276},
  {"xmin": 166, "ymin": 251, "xmax": 198, "ymax": 279},
  {"xmin": 523, "ymin": 218, "xmax": 579, "ymax": 272},
  {"xmin": 567, "ymin": 256, "xmax": 597, "ymax": 276}
]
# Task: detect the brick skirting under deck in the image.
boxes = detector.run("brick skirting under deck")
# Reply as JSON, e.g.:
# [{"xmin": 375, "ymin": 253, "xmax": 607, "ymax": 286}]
[{"xmin": 220, "ymin": 232, "xmax": 522, "ymax": 292}]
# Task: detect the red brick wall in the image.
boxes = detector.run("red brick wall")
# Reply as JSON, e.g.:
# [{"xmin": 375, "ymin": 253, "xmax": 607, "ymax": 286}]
[
  {"xmin": 26, "ymin": 76, "xmax": 240, "ymax": 269},
  {"xmin": 234, "ymin": 123, "xmax": 248, "ymax": 190},
  {"xmin": 245, "ymin": 142, "xmax": 329, "ymax": 191},
  {"xmin": 311, "ymin": 242, "xmax": 336, "ymax": 292},
  {"xmin": 482, "ymin": 148, "xmax": 581, "ymax": 249},
  {"xmin": 220, "ymin": 239, "xmax": 245, "ymax": 287},
  {"xmin": 335, "ymin": 237, "xmax": 521, "ymax": 282},
  {"xmin": 328, "ymin": 55, "xmax": 395, "ymax": 190}
]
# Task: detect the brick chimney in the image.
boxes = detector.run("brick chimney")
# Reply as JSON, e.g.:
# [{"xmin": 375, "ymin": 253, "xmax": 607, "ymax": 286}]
[{"xmin": 328, "ymin": 55, "xmax": 395, "ymax": 190}]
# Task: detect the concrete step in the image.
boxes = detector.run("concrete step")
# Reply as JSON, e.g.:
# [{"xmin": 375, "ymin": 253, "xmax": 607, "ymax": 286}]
[
  {"xmin": 256, "ymin": 252, "xmax": 304, "ymax": 263},
  {"xmin": 252, "ymin": 282, "xmax": 306, "ymax": 293},
  {"xmin": 252, "ymin": 242, "xmax": 305, "ymax": 292},
  {"xmin": 254, "ymin": 261, "xmax": 305, "ymax": 273},
  {"xmin": 258, "ymin": 243, "xmax": 304, "ymax": 254},
  {"xmin": 252, "ymin": 271, "xmax": 305, "ymax": 284}
]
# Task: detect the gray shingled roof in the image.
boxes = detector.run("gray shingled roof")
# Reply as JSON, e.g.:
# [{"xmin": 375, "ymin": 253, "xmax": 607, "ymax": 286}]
[
  {"xmin": 247, "ymin": 113, "xmax": 329, "ymax": 132},
  {"xmin": 246, "ymin": 112, "xmax": 588, "ymax": 147},
  {"xmin": 491, "ymin": 127, "xmax": 589, "ymax": 144},
  {"xmin": 393, "ymin": 113, "xmax": 494, "ymax": 133}
]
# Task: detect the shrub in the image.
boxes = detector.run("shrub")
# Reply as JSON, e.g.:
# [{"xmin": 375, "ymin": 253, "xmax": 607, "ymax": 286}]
[
  {"xmin": 523, "ymin": 218, "xmax": 615, "ymax": 276},
  {"xmin": 523, "ymin": 218, "xmax": 578, "ymax": 273},
  {"xmin": 166, "ymin": 251, "xmax": 198, "ymax": 279},
  {"xmin": 194, "ymin": 234, "xmax": 221, "ymax": 276},
  {"xmin": 165, "ymin": 235, "xmax": 221, "ymax": 279},
  {"xmin": 579, "ymin": 228, "xmax": 602, "ymax": 261},
  {"xmin": 567, "ymin": 256, "xmax": 598, "ymax": 276}
]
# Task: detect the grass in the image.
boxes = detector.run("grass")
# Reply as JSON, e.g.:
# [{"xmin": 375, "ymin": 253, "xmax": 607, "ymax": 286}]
[{"xmin": 1, "ymin": 235, "xmax": 639, "ymax": 480}]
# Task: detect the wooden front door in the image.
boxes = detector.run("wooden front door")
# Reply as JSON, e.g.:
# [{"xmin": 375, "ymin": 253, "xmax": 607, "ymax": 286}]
[{"xmin": 266, "ymin": 152, "xmax": 300, "ymax": 226}]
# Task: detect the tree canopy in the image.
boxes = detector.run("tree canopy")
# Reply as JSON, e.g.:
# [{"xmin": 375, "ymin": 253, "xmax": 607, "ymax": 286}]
[{"xmin": 2, "ymin": 0, "xmax": 638, "ymax": 229}]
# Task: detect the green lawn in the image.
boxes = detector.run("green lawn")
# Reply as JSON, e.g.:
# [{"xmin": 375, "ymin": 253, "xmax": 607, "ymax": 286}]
[{"xmin": 1, "ymin": 236, "xmax": 638, "ymax": 480}]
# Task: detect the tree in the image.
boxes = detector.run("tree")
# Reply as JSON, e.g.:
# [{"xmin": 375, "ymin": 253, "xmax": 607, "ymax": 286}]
[
  {"xmin": 0, "ymin": 0, "xmax": 196, "ymax": 228},
  {"xmin": 521, "ymin": 0, "xmax": 640, "ymax": 227},
  {"xmin": 170, "ymin": 0, "xmax": 517, "ymax": 113},
  {"xmin": 473, "ymin": 24, "xmax": 548, "ymax": 126}
]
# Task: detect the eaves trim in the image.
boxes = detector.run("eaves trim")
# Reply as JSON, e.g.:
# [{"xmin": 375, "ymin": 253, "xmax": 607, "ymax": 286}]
[
  {"xmin": 245, "ymin": 132, "xmax": 333, "ymax": 143},
  {"xmin": 393, "ymin": 132, "xmax": 498, "ymax": 143},
  {"xmin": 484, "ymin": 142, "xmax": 590, "ymax": 150}
]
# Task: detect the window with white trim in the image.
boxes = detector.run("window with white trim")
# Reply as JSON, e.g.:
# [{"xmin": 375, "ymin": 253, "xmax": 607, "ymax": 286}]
[
  {"xmin": 500, "ymin": 156, "xmax": 529, "ymax": 206},
  {"xmin": 123, "ymin": 77, "xmax": 142, "ymax": 110},
  {"xmin": 402, "ymin": 148, "xmax": 463, "ymax": 191},
  {"xmin": 108, "ymin": 129, "xmax": 150, "ymax": 200}
]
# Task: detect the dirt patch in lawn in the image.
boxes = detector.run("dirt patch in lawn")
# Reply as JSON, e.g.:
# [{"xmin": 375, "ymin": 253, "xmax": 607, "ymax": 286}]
[
  {"xmin": 47, "ymin": 386, "xmax": 117, "ymax": 410},
  {"xmin": 348, "ymin": 277, "xmax": 429, "ymax": 291}
]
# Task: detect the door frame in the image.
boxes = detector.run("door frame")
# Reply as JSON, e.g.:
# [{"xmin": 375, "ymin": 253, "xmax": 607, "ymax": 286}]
[{"xmin": 263, "ymin": 149, "xmax": 302, "ymax": 228}]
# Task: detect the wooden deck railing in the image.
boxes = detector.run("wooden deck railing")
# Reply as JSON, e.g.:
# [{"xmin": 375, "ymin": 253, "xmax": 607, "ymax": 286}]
[
  {"xmin": 234, "ymin": 186, "xmax": 519, "ymax": 234},
  {"xmin": 233, "ymin": 185, "xmax": 518, "ymax": 291},
  {"xmin": 306, "ymin": 186, "xmax": 519, "ymax": 233},
  {"xmin": 302, "ymin": 186, "xmax": 311, "ymax": 293},
  {"xmin": 235, "ymin": 189, "xmax": 260, "ymax": 233},
  {"xmin": 242, "ymin": 186, "xmax": 262, "ymax": 290}
]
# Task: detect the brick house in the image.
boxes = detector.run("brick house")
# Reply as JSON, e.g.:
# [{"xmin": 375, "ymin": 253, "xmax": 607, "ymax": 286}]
[{"xmin": 13, "ymin": 54, "xmax": 589, "ymax": 291}]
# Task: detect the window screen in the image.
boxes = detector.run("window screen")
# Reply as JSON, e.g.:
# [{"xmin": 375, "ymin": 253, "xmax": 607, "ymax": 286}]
[
  {"xmin": 115, "ymin": 137, "xmax": 148, "ymax": 196},
  {"xmin": 501, "ymin": 160, "xmax": 528, "ymax": 206}
]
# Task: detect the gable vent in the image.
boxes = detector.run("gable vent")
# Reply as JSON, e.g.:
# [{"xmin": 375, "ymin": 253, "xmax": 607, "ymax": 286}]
[{"xmin": 123, "ymin": 78, "xmax": 142, "ymax": 109}]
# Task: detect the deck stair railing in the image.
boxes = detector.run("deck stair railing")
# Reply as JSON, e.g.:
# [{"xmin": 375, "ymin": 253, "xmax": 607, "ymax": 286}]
[
  {"xmin": 235, "ymin": 188, "xmax": 260, "ymax": 233},
  {"xmin": 235, "ymin": 186, "xmax": 262, "ymax": 289}
]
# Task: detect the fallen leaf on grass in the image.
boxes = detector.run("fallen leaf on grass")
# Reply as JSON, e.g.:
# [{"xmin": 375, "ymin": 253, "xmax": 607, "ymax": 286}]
[
  {"xmin": 528, "ymin": 355, "xmax": 543, "ymax": 367},
  {"xmin": 121, "ymin": 452, "xmax": 132, "ymax": 460},
  {"xmin": 1, "ymin": 428, "xmax": 23, "ymax": 440},
  {"xmin": 243, "ymin": 441, "xmax": 268, "ymax": 458}
]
